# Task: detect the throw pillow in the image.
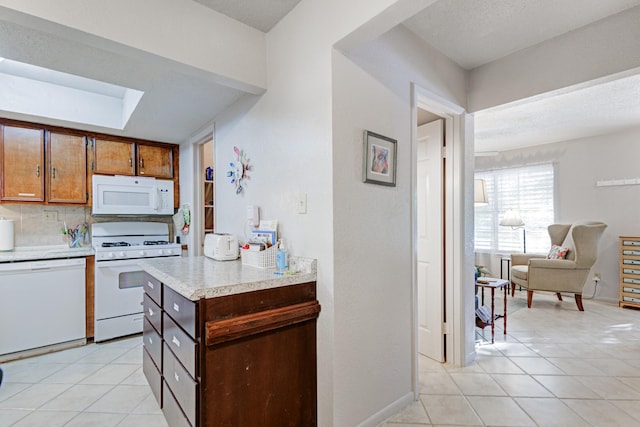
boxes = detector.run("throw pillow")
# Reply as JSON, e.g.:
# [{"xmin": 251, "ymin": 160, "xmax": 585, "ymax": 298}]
[{"xmin": 547, "ymin": 244, "xmax": 569, "ymax": 259}]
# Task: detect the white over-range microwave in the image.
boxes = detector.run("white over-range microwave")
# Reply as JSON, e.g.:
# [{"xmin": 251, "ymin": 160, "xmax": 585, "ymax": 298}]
[{"xmin": 92, "ymin": 175, "xmax": 174, "ymax": 216}]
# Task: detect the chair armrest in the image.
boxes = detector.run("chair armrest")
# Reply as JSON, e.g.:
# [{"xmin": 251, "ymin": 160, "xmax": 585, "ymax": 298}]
[
  {"xmin": 528, "ymin": 258, "xmax": 577, "ymax": 269},
  {"xmin": 510, "ymin": 253, "xmax": 546, "ymax": 265}
]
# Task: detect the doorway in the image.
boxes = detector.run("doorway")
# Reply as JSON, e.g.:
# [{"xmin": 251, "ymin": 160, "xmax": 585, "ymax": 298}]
[
  {"xmin": 412, "ymin": 83, "xmax": 471, "ymax": 397},
  {"xmin": 200, "ymin": 139, "xmax": 214, "ymax": 252}
]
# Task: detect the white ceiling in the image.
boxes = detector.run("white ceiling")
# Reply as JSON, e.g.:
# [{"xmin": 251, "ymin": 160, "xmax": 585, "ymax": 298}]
[{"xmin": 1, "ymin": 0, "xmax": 639, "ymax": 150}]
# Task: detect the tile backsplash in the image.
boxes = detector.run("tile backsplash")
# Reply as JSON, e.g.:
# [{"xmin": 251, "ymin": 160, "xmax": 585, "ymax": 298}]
[{"xmin": 0, "ymin": 204, "xmax": 174, "ymax": 247}]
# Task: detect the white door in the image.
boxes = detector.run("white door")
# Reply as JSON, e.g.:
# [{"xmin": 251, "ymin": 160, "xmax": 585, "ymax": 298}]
[{"xmin": 417, "ymin": 120, "xmax": 444, "ymax": 361}]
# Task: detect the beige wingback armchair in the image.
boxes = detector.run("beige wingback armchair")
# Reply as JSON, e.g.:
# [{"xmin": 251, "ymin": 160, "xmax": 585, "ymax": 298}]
[{"xmin": 510, "ymin": 221, "xmax": 607, "ymax": 311}]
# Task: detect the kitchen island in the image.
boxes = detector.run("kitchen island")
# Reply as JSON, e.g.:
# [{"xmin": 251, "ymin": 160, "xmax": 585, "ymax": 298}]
[{"xmin": 138, "ymin": 256, "xmax": 319, "ymax": 427}]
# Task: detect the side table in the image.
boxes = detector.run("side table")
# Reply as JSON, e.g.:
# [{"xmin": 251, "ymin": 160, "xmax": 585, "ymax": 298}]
[{"xmin": 476, "ymin": 277, "xmax": 509, "ymax": 343}]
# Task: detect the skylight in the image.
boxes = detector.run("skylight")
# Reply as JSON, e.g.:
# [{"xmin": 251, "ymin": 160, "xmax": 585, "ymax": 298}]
[{"xmin": 0, "ymin": 58, "xmax": 143, "ymax": 130}]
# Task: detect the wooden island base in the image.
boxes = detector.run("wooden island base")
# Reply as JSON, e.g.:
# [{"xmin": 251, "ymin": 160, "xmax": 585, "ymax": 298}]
[{"xmin": 142, "ymin": 272, "xmax": 320, "ymax": 427}]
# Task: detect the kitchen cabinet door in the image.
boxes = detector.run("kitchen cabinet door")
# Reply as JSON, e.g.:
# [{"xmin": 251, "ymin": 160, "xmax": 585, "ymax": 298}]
[
  {"xmin": 92, "ymin": 138, "xmax": 135, "ymax": 176},
  {"xmin": 47, "ymin": 132, "xmax": 87, "ymax": 203},
  {"xmin": 0, "ymin": 125, "xmax": 45, "ymax": 201},
  {"xmin": 138, "ymin": 144, "xmax": 173, "ymax": 178}
]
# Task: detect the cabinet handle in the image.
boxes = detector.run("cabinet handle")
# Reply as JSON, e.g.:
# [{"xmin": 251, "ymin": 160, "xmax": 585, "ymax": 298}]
[
  {"xmin": 129, "ymin": 158, "xmax": 132, "ymax": 167},
  {"xmin": 148, "ymin": 336, "xmax": 153, "ymax": 345},
  {"xmin": 35, "ymin": 165, "xmax": 40, "ymax": 177},
  {"xmin": 172, "ymin": 335, "xmax": 181, "ymax": 347},
  {"xmin": 147, "ymin": 281, "xmax": 154, "ymax": 289},
  {"xmin": 173, "ymin": 303, "xmax": 180, "ymax": 312},
  {"xmin": 51, "ymin": 167, "xmax": 56, "ymax": 179},
  {"xmin": 139, "ymin": 157, "xmax": 144, "ymax": 169},
  {"xmin": 148, "ymin": 307, "xmax": 154, "ymax": 317},
  {"xmin": 174, "ymin": 372, "xmax": 180, "ymax": 383}
]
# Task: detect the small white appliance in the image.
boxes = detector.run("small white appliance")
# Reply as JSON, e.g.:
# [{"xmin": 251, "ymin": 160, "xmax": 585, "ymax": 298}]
[
  {"xmin": 204, "ymin": 233, "xmax": 239, "ymax": 261},
  {"xmin": 92, "ymin": 175, "xmax": 174, "ymax": 216},
  {"xmin": 0, "ymin": 218, "xmax": 14, "ymax": 251},
  {"xmin": 92, "ymin": 221, "xmax": 181, "ymax": 342}
]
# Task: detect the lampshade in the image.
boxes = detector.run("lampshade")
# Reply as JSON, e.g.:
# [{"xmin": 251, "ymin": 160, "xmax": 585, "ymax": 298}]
[
  {"xmin": 500, "ymin": 209, "xmax": 525, "ymax": 227},
  {"xmin": 474, "ymin": 179, "xmax": 488, "ymax": 206}
]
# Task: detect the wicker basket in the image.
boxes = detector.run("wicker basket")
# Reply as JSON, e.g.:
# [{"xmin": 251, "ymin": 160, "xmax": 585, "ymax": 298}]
[{"xmin": 241, "ymin": 245, "xmax": 277, "ymax": 269}]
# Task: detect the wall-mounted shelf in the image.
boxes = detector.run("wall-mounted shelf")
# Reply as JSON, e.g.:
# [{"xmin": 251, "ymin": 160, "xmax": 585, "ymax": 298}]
[{"xmin": 596, "ymin": 179, "xmax": 640, "ymax": 187}]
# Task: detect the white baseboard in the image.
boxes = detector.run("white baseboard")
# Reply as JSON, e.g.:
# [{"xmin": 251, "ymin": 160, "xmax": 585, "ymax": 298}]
[{"xmin": 355, "ymin": 392, "xmax": 415, "ymax": 427}]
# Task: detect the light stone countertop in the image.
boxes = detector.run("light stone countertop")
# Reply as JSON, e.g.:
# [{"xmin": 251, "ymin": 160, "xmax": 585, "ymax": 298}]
[
  {"xmin": 0, "ymin": 245, "xmax": 94, "ymax": 262},
  {"xmin": 138, "ymin": 256, "xmax": 317, "ymax": 301}
]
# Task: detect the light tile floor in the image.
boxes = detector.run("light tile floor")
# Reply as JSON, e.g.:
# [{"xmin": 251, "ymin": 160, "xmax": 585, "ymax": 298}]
[
  {"xmin": 380, "ymin": 290, "xmax": 640, "ymax": 427},
  {"xmin": 0, "ymin": 335, "xmax": 166, "ymax": 427},
  {"xmin": 2, "ymin": 291, "xmax": 640, "ymax": 427}
]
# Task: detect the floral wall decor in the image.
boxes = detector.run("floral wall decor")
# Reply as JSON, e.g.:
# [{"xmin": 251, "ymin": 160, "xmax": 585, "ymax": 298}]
[{"xmin": 227, "ymin": 146, "xmax": 251, "ymax": 194}]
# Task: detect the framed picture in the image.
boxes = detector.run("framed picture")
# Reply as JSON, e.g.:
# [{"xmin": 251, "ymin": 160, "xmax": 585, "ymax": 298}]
[{"xmin": 363, "ymin": 130, "xmax": 397, "ymax": 186}]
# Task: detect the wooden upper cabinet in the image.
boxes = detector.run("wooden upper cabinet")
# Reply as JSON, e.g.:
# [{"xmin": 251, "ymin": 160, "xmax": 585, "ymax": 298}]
[
  {"xmin": 1, "ymin": 125, "xmax": 45, "ymax": 201},
  {"xmin": 47, "ymin": 132, "xmax": 87, "ymax": 204},
  {"xmin": 92, "ymin": 138, "xmax": 174, "ymax": 179},
  {"xmin": 92, "ymin": 138, "xmax": 135, "ymax": 176},
  {"xmin": 138, "ymin": 144, "xmax": 173, "ymax": 179}
]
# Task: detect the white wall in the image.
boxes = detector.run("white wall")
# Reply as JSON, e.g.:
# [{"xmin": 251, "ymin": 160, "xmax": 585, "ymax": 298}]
[
  {"xmin": 331, "ymin": 25, "xmax": 467, "ymax": 425},
  {"xmin": 213, "ymin": 2, "xmax": 423, "ymax": 425},
  {"xmin": 476, "ymin": 127, "xmax": 640, "ymax": 303},
  {"xmin": 212, "ymin": 0, "xmax": 472, "ymax": 424}
]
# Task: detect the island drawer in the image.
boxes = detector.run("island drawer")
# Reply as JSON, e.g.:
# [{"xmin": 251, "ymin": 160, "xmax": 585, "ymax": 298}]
[
  {"xmin": 162, "ymin": 381, "xmax": 192, "ymax": 427},
  {"xmin": 143, "ymin": 317, "xmax": 162, "ymax": 369},
  {"xmin": 163, "ymin": 343, "xmax": 197, "ymax": 426},
  {"xmin": 163, "ymin": 313, "xmax": 197, "ymax": 378},
  {"xmin": 163, "ymin": 284, "xmax": 197, "ymax": 339},
  {"xmin": 144, "ymin": 273, "xmax": 162, "ymax": 305},
  {"xmin": 143, "ymin": 347, "xmax": 162, "ymax": 407},
  {"xmin": 143, "ymin": 293, "xmax": 162, "ymax": 333}
]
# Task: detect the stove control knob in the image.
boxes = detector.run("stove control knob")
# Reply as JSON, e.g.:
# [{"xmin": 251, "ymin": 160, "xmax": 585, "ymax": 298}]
[
  {"xmin": 158, "ymin": 249, "xmax": 165, "ymax": 256},
  {"xmin": 139, "ymin": 250, "xmax": 146, "ymax": 257},
  {"xmin": 117, "ymin": 251, "xmax": 125, "ymax": 258},
  {"xmin": 107, "ymin": 252, "xmax": 115, "ymax": 259}
]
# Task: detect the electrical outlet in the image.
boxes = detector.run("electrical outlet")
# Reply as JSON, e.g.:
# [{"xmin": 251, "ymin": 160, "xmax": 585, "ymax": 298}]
[
  {"xmin": 43, "ymin": 210, "xmax": 58, "ymax": 222},
  {"xmin": 594, "ymin": 272, "xmax": 601, "ymax": 282}
]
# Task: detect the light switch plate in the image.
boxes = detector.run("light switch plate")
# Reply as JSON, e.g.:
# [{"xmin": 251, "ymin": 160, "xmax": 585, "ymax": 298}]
[{"xmin": 296, "ymin": 192, "xmax": 307, "ymax": 214}]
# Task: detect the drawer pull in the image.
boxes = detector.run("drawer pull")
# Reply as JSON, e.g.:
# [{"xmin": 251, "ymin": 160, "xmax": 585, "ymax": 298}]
[
  {"xmin": 623, "ymin": 259, "xmax": 640, "ymax": 265},
  {"xmin": 148, "ymin": 336, "xmax": 153, "ymax": 345},
  {"xmin": 174, "ymin": 371, "xmax": 180, "ymax": 382},
  {"xmin": 624, "ymin": 240, "xmax": 640, "ymax": 246},
  {"xmin": 172, "ymin": 335, "xmax": 181, "ymax": 347},
  {"xmin": 173, "ymin": 303, "xmax": 180, "ymax": 312},
  {"xmin": 147, "ymin": 281, "xmax": 154, "ymax": 289},
  {"xmin": 148, "ymin": 307, "xmax": 154, "ymax": 317},
  {"xmin": 206, "ymin": 300, "xmax": 321, "ymax": 346}
]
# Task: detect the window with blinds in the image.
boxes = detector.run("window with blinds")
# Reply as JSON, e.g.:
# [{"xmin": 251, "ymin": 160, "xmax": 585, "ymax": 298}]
[{"xmin": 475, "ymin": 163, "xmax": 555, "ymax": 254}]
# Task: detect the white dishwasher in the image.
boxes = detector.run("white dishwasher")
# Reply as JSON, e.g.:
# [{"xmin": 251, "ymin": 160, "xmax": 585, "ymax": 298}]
[{"xmin": 0, "ymin": 257, "xmax": 86, "ymax": 356}]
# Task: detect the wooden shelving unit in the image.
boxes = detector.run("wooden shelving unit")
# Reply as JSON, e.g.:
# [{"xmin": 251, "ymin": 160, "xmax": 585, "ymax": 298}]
[
  {"xmin": 619, "ymin": 236, "xmax": 640, "ymax": 309},
  {"xmin": 204, "ymin": 180, "xmax": 214, "ymax": 233}
]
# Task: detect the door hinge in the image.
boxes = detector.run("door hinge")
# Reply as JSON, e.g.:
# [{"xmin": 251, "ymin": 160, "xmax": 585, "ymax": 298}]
[
  {"xmin": 441, "ymin": 147, "xmax": 447, "ymax": 158},
  {"xmin": 86, "ymin": 192, "xmax": 89, "ymax": 202},
  {"xmin": 442, "ymin": 322, "xmax": 448, "ymax": 334},
  {"xmin": 90, "ymin": 161, "xmax": 94, "ymax": 171}
]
